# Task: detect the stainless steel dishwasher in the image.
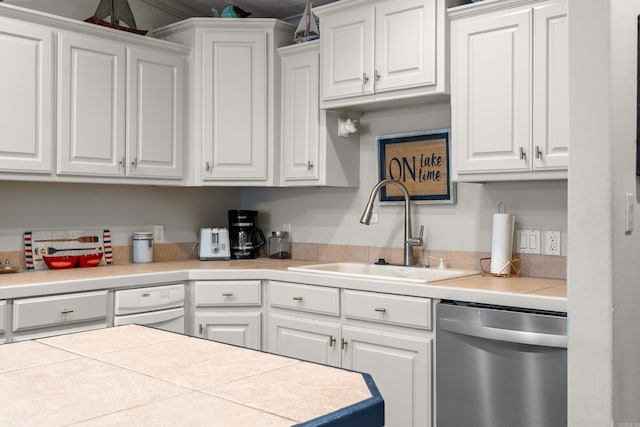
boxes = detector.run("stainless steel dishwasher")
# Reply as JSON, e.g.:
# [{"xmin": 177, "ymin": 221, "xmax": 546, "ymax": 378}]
[{"xmin": 436, "ymin": 300, "xmax": 567, "ymax": 427}]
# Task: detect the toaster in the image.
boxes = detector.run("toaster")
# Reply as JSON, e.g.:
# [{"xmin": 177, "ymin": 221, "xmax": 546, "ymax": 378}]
[{"xmin": 198, "ymin": 227, "xmax": 231, "ymax": 260}]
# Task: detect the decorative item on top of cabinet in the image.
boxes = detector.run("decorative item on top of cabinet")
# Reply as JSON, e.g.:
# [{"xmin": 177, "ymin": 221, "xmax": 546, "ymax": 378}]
[
  {"xmin": 84, "ymin": 0, "xmax": 147, "ymax": 35},
  {"xmin": 150, "ymin": 19, "xmax": 294, "ymax": 186},
  {"xmin": 449, "ymin": 0, "xmax": 568, "ymax": 182},
  {"xmin": 293, "ymin": 0, "xmax": 320, "ymax": 43},
  {"xmin": 314, "ymin": 0, "xmax": 448, "ymax": 110},
  {"xmin": 279, "ymin": 41, "xmax": 361, "ymax": 187}
]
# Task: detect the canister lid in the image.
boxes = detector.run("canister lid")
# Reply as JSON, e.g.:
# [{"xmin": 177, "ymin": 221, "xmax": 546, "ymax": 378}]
[
  {"xmin": 132, "ymin": 232, "xmax": 153, "ymax": 239},
  {"xmin": 271, "ymin": 230, "xmax": 289, "ymax": 238}
]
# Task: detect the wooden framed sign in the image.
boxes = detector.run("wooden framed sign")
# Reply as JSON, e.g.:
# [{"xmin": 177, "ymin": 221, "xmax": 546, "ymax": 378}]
[{"xmin": 377, "ymin": 129, "xmax": 455, "ymax": 204}]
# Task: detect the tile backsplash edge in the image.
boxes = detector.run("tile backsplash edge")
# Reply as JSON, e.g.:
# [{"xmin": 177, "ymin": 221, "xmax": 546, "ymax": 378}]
[{"xmin": 0, "ymin": 242, "xmax": 566, "ymax": 279}]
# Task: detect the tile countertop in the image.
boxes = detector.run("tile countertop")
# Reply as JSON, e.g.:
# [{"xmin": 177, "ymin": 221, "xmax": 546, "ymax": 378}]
[
  {"xmin": 0, "ymin": 259, "xmax": 567, "ymax": 312},
  {"xmin": 0, "ymin": 325, "xmax": 383, "ymax": 426}
]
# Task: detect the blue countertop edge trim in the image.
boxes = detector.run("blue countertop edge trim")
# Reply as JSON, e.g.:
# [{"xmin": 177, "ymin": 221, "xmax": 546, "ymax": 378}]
[{"xmin": 292, "ymin": 372, "xmax": 385, "ymax": 427}]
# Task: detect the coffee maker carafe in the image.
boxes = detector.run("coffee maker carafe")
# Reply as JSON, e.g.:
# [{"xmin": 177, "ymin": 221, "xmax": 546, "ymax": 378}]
[{"xmin": 228, "ymin": 210, "xmax": 266, "ymax": 259}]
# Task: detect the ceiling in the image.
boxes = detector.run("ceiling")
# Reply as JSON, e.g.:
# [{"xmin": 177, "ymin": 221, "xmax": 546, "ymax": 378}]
[{"xmin": 176, "ymin": 0, "xmax": 338, "ymax": 20}]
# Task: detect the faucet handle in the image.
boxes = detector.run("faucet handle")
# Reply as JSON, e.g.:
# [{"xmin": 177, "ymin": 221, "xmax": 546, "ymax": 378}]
[{"xmin": 407, "ymin": 225, "xmax": 424, "ymax": 246}]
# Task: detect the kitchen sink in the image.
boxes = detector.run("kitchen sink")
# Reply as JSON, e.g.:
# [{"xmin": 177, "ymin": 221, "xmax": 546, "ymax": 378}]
[{"xmin": 288, "ymin": 262, "xmax": 481, "ymax": 283}]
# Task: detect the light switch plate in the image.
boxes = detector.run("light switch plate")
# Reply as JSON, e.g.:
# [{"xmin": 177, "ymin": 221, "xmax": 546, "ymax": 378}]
[{"xmin": 517, "ymin": 230, "xmax": 541, "ymax": 254}]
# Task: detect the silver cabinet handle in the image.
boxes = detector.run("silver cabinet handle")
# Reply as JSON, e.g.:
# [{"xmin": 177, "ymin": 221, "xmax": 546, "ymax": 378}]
[
  {"xmin": 438, "ymin": 319, "xmax": 567, "ymax": 348},
  {"xmin": 341, "ymin": 338, "xmax": 348, "ymax": 350},
  {"xmin": 222, "ymin": 292, "xmax": 234, "ymax": 297},
  {"xmin": 374, "ymin": 307, "xmax": 387, "ymax": 313},
  {"xmin": 374, "ymin": 69, "xmax": 381, "ymax": 81},
  {"xmin": 306, "ymin": 160, "xmax": 313, "ymax": 170},
  {"xmin": 362, "ymin": 72, "xmax": 369, "ymax": 84},
  {"xmin": 205, "ymin": 161, "xmax": 211, "ymax": 172},
  {"xmin": 292, "ymin": 296, "xmax": 303, "ymax": 301},
  {"xmin": 130, "ymin": 158, "xmax": 138, "ymax": 168},
  {"xmin": 61, "ymin": 308, "xmax": 74, "ymax": 314},
  {"xmin": 329, "ymin": 336, "xmax": 336, "ymax": 347},
  {"xmin": 535, "ymin": 145, "xmax": 543, "ymax": 158},
  {"xmin": 519, "ymin": 147, "xmax": 526, "ymax": 160}
]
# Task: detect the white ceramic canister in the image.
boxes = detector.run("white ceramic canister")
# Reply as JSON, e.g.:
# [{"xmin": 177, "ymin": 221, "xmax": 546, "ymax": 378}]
[{"xmin": 132, "ymin": 232, "xmax": 154, "ymax": 263}]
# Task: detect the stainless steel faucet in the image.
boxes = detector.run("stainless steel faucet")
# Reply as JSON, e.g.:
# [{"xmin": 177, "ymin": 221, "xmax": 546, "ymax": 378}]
[{"xmin": 360, "ymin": 179, "xmax": 424, "ymax": 266}]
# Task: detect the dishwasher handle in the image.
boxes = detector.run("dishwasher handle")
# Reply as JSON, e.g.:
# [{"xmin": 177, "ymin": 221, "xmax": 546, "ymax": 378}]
[{"xmin": 438, "ymin": 318, "xmax": 567, "ymax": 349}]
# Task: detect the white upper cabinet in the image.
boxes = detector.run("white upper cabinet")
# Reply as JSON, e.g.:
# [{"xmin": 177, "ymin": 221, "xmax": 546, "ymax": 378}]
[
  {"xmin": 127, "ymin": 47, "xmax": 184, "ymax": 179},
  {"xmin": 57, "ymin": 32, "xmax": 186, "ymax": 180},
  {"xmin": 315, "ymin": 0, "xmax": 447, "ymax": 110},
  {"xmin": 57, "ymin": 32, "xmax": 127, "ymax": 177},
  {"xmin": 151, "ymin": 19, "xmax": 294, "ymax": 186},
  {"xmin": 202, "ymin": 30, "xmax": 268, "ymax": 181},
  {"xmin": 0, "ymin": 16, "xmax": 53, "ymax": 175},
  {"xmin": 0, "ymin": 3, "xmax": 188, "ymax": 184},
  {"xmin": 450, "ymin": 0, "xmax": 568, "ymax": 181},
  {"xmin": 279, "ymin": 41, "xmax": 360, "ymax": 187}
]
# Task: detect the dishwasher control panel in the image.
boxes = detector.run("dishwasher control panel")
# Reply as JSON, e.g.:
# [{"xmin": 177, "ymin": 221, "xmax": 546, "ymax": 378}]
[{"xmin": 114, "ymin": 284, "xmax": 185, "ymax": 315}]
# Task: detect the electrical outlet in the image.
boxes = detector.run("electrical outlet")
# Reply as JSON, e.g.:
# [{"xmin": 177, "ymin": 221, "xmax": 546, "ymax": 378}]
[
  {"xmin": 545, "ymin": 231, "xmax": 561, "ymax": 255},
  {"xmin": 153, "ymin": 224, "xmax": 165, "ymax": 243}
]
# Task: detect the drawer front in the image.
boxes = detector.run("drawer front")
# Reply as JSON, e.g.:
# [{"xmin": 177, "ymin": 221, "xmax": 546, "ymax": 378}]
[
  {"xmin": 195, "ymin": 281, "xmax": 261, "ymax": 306},
  {"xmin": 13, "ymin": 290, "xmax": 108, "ymax": 332},
  {"xmin": 270, "ymin": 281, "xmax": 340, "ymax": 316},
  {"xmin": 344, "ymin": 290, "xmax": 432, "ymax": 329}
]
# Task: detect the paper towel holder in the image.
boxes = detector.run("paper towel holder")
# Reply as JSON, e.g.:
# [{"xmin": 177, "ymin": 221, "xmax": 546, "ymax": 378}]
[{"xmin": 479, "ymin": 256, "xmax": 521, "ymax": 277}]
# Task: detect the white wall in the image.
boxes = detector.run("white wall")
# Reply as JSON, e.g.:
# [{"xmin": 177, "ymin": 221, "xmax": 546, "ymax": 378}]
[
  {"xmin": 568, "ymin": 0, "xmax": 640, "ymax": 425},
  {"xmin": 609, "ymin": 1, "xmax": 640, "ymax": 423},
  {"xmin": 0, "ymin": 182, "xmax": 241, "ymax": 249},
  {"xmin": 243, "ymin": 103, "xmax": 568, "ymax": 254}
]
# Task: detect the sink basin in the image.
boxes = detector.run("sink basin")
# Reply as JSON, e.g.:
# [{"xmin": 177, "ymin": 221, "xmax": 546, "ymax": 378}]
[{"xmin": 288, "ymin": 262, "xmax": 480, "ymax": 284}]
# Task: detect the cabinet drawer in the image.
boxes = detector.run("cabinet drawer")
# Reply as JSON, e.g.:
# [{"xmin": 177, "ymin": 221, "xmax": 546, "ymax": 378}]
[
  {"xmin": 344, "ymin": 290, "xmax": 431, "ymax": 329},
  {"xmin": 270, "ymin": 281, "xmax": 340, "ymax": 316},
  {"xmin": 13, "ymin": 290, "xmax": 108, "ymax": 332},
  {"xmin": 195, "ymin": 281, "xmax": 261, "ymax": 306}
]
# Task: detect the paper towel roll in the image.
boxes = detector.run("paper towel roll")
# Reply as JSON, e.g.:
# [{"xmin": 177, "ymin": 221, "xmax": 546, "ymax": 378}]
[{"xmin": 490, "ymin": 213, "xmax": 515, "ymax": 274}]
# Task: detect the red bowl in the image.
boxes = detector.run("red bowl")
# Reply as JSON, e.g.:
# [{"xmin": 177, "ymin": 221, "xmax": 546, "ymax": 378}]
[
  {"xmin": 42, "ymin": 255, "xmax": 78, "ymax": 269},
  {"xmin": 78, "ymin": 253, "xmax": 103, "ymax": 267}
]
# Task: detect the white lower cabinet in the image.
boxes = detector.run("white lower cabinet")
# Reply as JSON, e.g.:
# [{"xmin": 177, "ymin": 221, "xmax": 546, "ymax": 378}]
[
  {"xmin": 193, "ymin": 280, "xmax": 262, "ymax": 350},
  {"xmin": 267, "ymin": 281, "xmax": 433, "ymax": 427},
  {"xmin": 12, "ymin": 290, "xmax": 108, "ymax": 342},
  {"xmin": 0, "ymin": 301, "xmax": 6, "ymax": 344}
]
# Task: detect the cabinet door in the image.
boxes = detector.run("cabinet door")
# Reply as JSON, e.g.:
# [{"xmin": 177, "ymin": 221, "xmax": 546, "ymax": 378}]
[
  {"xmin": 202, "ymin": 31, "xmax": 268, "ymax": 181},
  {"xmin": 268, "ymin": 313, "xmax": 341, "ymax": 367},
  {"xmin": 342, "ymin": 326, "xmax": 432, "ymax": 427},
  {"xmin": 374, "ymin": 0, "xmax": 436, "ymax": 93},
  {"xmin": 320, "ymin": 6, "xmax": 375, "ymax": 100},
  {"xmin": 196, "ymin": 312, "xmax": 261, "ymax": 350},
  {"xmin": 453, "ymin": 8, "xmax": 531, "ymax": 173},
  {"xmin": 127, "ymin": 47, "xmax": 184, "ymax": 179},
  {"xmin": 57, "ymin": 32, "xmax": 126, "ymax": 177},
  {"xmin": 532, "ymin": 0, "xmax": 568, "ymax": 170},
  {"xmin": 281, "ymin": 47, "xmax": 320, "ymax": 182},
  {"xmin": 0, "ymin": 19, "xmax": 53, "ymax": 174}
]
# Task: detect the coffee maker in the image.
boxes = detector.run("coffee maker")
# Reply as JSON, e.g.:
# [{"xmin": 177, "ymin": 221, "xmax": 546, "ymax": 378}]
[{"xmin": 228, "ymin": 210, "xmax": 266, "ymax": 259}]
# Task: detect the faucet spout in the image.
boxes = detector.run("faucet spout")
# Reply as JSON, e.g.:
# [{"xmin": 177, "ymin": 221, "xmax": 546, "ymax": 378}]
[{"xmin": 360, "ymin": 179, "xmax": 424, "ymax": 266}]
